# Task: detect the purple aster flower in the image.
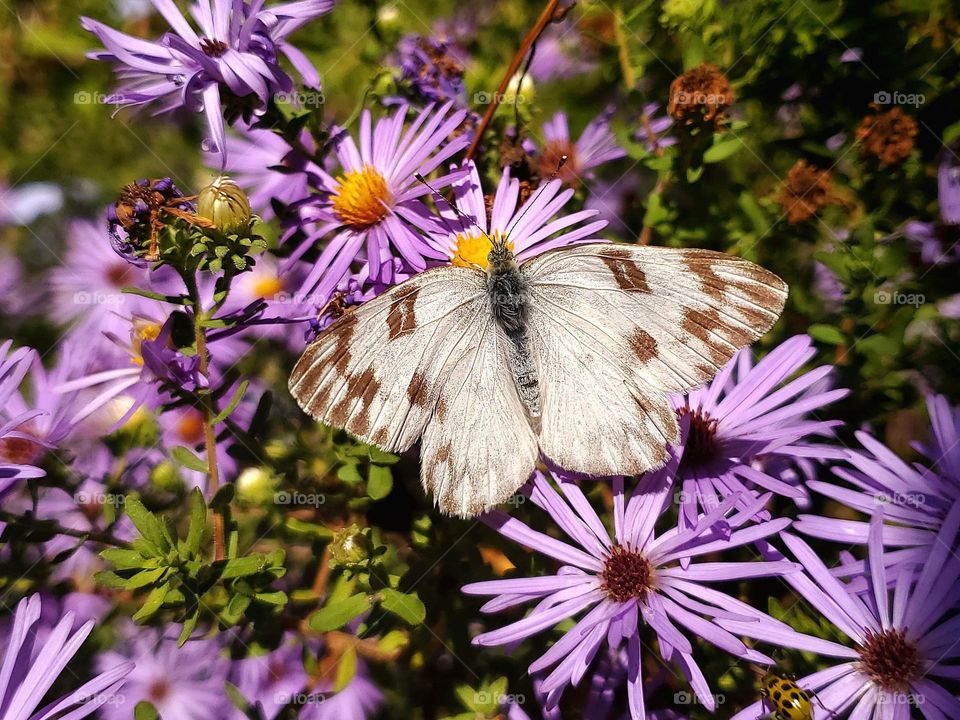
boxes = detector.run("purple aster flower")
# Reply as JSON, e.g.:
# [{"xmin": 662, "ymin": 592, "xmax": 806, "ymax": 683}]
[
  {"xmin": 0, "ymin": 250, "xmax": 43, "ymax": 320},
  {"xmin": 50, "ymin": 218, "xmax": 158, "ymax": 336},
  {"xmin": 292, "ymin": 102, "xmax": 468, "ymax": 303},
  {"xmin": 0, "ymin": 342, "xmax": 45, "ymax": 504},
  {"xmin": 633, "ymin": 102, "xmax": 676, "ymax": 154},
  {"xmin": 209, "ymin": 124, "xmax": 321, "ymax": 220},
  {"xmin": 583, "ymin": 173, "xmax": 642, "ymax": 238},
  {"xmin": 0, "ymin": 181, "xmax": 64, "ymax": 226},
  {"xmin": 422, "ymin": 161, "xmax": 606, "ymax": 269},
  {"xmin": 534, "ymin": 109, "xmax": 626, "ymax": 184},
  {"xmin": 527, "ymin": 22, "xmax": 597, "ymax": 82},
  {"xmin": 796, "ymin": 394, "xmax": 960, "ymax": 569},
  {"xmin": 813, "ymin": 260, "xmax": 844, "ymax": 312},
  {"xmin": 462, "ymin": 470, "xmax": 799, "ymax": 719},
  {"xmin": 98, "ymin": 625, "xmax": 230, "ymax": 720},
  {"xmin": 938, "ymin": 146, "xmax": 960, "ymax": 225},
  {"xmin": 730, "ymin": 505, "xmax": 960, "ymax": 719},
  {"xmin": 392, "ymin": 35, "xmax": 469, "ymax": 106},
  {"xmin": 82, "ymin": 0, "xmax": 335, "ymax": 166},
  {"xmin": 670, "ymin": 334, "xmax": 849, "ymax": 523},
  {"xmin": 230, "ymin": 635, "xmax": 383, "ymax": 720},
  {"xmin": 0, "ymin": 594, "xmax": 133, "ymax": 720},
  {"xmin": 901, "ymin": 220, "xmax": 960, "ymax": 265}
]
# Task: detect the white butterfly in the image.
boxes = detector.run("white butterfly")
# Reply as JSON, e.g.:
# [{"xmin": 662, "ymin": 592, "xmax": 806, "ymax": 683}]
[{"xmin": 290, "ymin": 239, "xmax": 786, "ymax": 517}]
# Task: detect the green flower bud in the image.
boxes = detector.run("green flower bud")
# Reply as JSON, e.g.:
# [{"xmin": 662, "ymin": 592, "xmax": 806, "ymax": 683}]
[
  {"xmin": 236, "ymin": 467, "xmax": 279, "ymax": 506},
  {"xmin": 197, "ymin": 176, "xmax": 252, "ymax": 234},
  {"xmin": 330, "ymin": 523, "xmax": 372, "ymax": 567},
  {"xmin": 150, "ymin": 460, "xmax": 183, "ymax": 493}
]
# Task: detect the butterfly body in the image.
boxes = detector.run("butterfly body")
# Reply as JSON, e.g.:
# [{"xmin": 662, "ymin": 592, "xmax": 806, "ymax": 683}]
[
  {"xmin": 290, "ymin": 243, "xmax": 787, "ymax": 517},
  {"xmin": 486, "ymin": 245, "xmax": 541, "ymax": 421}
]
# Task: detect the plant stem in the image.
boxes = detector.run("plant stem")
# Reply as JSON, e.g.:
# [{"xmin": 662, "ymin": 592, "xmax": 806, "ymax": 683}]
[
  {"xmin": 464, "ymin": 0, "xmax": 563, "ymax": 161},
  {"xmin": 0, "ymin": 511, "xmax": 131, "ymax": 548},
  {"xmin": 184, "ymin": 271, "xmax": 226, "ymax": 561}
]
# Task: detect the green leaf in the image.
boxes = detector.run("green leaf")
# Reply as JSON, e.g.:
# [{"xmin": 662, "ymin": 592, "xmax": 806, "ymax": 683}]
[
  {"xmin": 101, "ymin": 548, "xmax": 150, "ymax": 570},
  {"xmin": 210, "ymin": 484, "xmax": 236, "ymax": 511},
  {"xmin": 308, "ymin": 592, "xmax": 372, "ymax": 632},
  {"xmin": 134, "ymin": 702, "xmax": 160, "ymax": 720},
  {"xmin": 122, "ymin": 287, "xmax": 188, "ymax": 305},
  {"xmin": 124, "ymin": 497, "xmax": 170, "ymax": 554},
  {"xmin": 125, "ymin": 567, "xmax": 168, "ymax": 589},
  {"xmin": 133, "ymin": 582, "xmax": 169, "ymax": 622},
  {"xmin": 334, "ymin": 644, "xmax": 358, "ymax": 692},
  {"xmin": 177, "ymin": 610, "xmax": 200, "ymax": 647},
  {"xmin": 253, "ymin": 590, "xmax": 288, "ymax": 606},
  {"xmin": 220, "ymin": 555, "xmax": 268, "ymax": 580},
  {"xmin": 95, "ymin": 570, "xmax": 133, "ymax": 589},
  {"xmin": 379, "ymin": 588, "xmax": 426, "ymax": 625},
  {"xmin": 172, "ymin": 445, "xmax": 208, "ymax": 473},
  {"xmin": 808, "ymin": 323, "xmax": 846, "ymax": 346},
  {"xmin": 337, "ymin": 462, "xmax": 363, "ymax": 484},
  {"xmin": 185, "ymin": 488, "xmax": 207, "ymax": 556},
  {"xmin": 703, "ymin": 137, "xmax": 743, "ymax": 163},
  {"xmin": 212, "ymin": 380, "xmax": 249, "ymax": 425},
  {"xmin": 367, "ymin": 464, "xmax": 393, "ymax": 500}
]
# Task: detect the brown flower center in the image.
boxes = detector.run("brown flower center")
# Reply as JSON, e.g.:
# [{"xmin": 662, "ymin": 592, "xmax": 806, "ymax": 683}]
[
  {"xmin": 676, "ymin": 406, "xmax": 720, "ymax": 470},
  {"xmin": 200, "ymin": 38, "xmax": 229, "ymax": 57},
  {"xmin": 600, "ymin": 546, "xmax": 655, "ymax": 602},
  {"xmin": 858, "ymin": 628, "xmax": 923, "ymax": 693},
  {"xmin": 0, "ymin": 422, "xmax": 43, "ymax": 466},
  {"xmin": 147, "ymin": 679, "xmax": 171, "ymax": 702},
  {"xmin": 536, "ymin": 141, "xmax": 578, "ymax": 184}
]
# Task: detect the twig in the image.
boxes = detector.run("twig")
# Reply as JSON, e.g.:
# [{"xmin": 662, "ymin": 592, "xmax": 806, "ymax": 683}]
[
  {"xmin": 638, "ymin": 112, "xmax": 668, "ymax": 245},
  {"xmin": 0, "ymin": 511, "xmax": 131, "ymax": 548},
  {"xmin": 464, "ymin": 0, "xmax": 564, "ymax": 161}
]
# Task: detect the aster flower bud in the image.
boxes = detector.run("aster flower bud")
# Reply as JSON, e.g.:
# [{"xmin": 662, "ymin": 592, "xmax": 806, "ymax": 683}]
[
  {"xmin": 330, "ymin": 523, "xmax": 373, "ymax": 567},
  {"xmin": 197, "ymin": 176, "xmax": 253, "ymax": 235},
  {"xmin": 236, "ymin": 467, "xmax": 279, "ymax": 506}
]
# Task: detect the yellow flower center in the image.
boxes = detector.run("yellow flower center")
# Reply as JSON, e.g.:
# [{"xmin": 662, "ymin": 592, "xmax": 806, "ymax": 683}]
[
  {"xmin": 131, "ymin": 320, "xmax": 163, "ymax": 366},
  {"xmin": 253, "ymin": 276, "xmax": 285, "ymax": 300},
  {"xmin": 332, "ymin": 166, "xmax": 392, "ymax": 229},
  {"xmin": 451, "ymin": 231, "xmax": 513, "ymax": 270},
  {"xmin": 177, "ymin": 410, "xmax": 205, "ymax": 445}
]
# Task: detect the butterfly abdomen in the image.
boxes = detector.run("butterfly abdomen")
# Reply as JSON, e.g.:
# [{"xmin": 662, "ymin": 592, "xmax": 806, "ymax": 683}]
[{"xmin": 487, "ymin": 254, "xmax": 541, "ymax": 422}]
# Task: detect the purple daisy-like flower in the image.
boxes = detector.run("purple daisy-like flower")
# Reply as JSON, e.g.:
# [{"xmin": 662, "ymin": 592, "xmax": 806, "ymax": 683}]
[
  {"xmin": 670, "ymin": 334, "xmax": 849, "ymax": 523},
  {"xmin": 422, "ymin": 161, "xmax": 606, "ymax": 269},
  {"xmin": 82, "ymin": 0, "xmax": 335, "ymax": 165},
  {"xmin": 900, "ymin": 220, "xmax": 960, "ymax": 265},
  {"xmin": 731, "ymin": 504, "xmax": 960, "ymax": 719},
  {"xmin": 0, "ymin": 181, "xmax": 64, "ymax": 227},
  {"xmin": 210, "ymin": 124, "xmax": 321, "ymax": 219},
  {"xmin": 938, "ymin": 146, "xmax": 960, "ymax": 225},
  {"xmin": 633, "ymin": 102, "xmax": 676, "ymax": 154},
  {"xmin": 98, "ymin": 625, "xmax": 230, "ymax": 720},
  {"xmin": 0, "ymin": 594, "xmax": 133, "ymax": 720},
  {"xmin": 392, "ymin": 34, "xmax": 469, "ymax": 106},
  {"xmin": 534, "ymin": 109, "xmax": 626, "ymax": 184},
  {"xmin": 463, "ymin": 469, "xmax": 800, "ymax": 719},
  {"xmin": 795, "ymin": 394, "xmax": 960, "ymax": 571},
  {"xmin": 291, "ymin": 102, "xmax": 468, "ymax": 303},
  {"xmin": 0, "ymin": 341, "xmax": 45, "ymax": 498}
]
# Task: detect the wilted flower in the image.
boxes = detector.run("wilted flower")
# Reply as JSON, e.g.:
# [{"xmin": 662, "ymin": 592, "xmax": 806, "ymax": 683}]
[
  {"xmin": 0, "ymin": 594, "xmax": 133, "ymax": 720},
  {"xmin": 464, "ymin": 470, "xmax": 799, "ymax": 718},
  {"xmin": 855, "ymin": 104, "xmax": 917, "ymax": 167},
  {"xmin": 108, "ymin": 178, "xmax": 194, "ymax": 262},
  {"xmin": 668, "ymin": 64, "xmax": 734, "ymax": 129},
  {"xmin": 775, "ymin": 160, "xmax": 838, "ymax": 224},
  {"xmin": 82, "ymin": 0, "xmax": 335, "ymax": 165}
]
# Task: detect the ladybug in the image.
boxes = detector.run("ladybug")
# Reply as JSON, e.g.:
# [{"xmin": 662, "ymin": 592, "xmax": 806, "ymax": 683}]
[{"xmin": 760, "ymin": 670, "xmax": 814, "ymax": 720}]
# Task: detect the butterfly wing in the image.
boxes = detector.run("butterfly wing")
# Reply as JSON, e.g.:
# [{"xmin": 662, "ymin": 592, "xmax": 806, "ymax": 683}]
[
  {"xmin": 521, "ymin": 243, "xmax": 787, "ymax": 476},
  {"xmin": 420, "ymin": 313, "xmax": 539, "ymax": 517},
  {"xmin": 289, "ymin": 266, "xmax": 489, "ymax": 454}
]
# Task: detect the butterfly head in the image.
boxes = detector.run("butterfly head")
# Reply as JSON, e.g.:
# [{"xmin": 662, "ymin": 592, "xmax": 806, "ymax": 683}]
[{"xmin": 486, "ymin": 232, "xmax": 517, "ymax": 275}]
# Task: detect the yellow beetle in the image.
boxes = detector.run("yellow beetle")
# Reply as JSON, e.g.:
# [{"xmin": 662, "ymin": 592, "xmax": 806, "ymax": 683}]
[{"xmin": 760, "ymin": 670, "xmax": 814, "ymax": 720}]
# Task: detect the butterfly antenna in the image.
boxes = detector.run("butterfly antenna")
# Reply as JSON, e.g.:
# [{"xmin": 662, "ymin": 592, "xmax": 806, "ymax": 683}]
[
  {"xmin": 413, "ymin": 172, "xmax": 490, "ymax": 242},
  {"xmin": 502, "ymin": 154, "xmax": 568, "ymax": 243}
]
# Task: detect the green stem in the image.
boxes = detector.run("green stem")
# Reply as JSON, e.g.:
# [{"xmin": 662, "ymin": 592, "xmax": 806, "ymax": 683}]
[{"xmin": 0, "ymin": 511, "xmax": 131, "ymax": 548}]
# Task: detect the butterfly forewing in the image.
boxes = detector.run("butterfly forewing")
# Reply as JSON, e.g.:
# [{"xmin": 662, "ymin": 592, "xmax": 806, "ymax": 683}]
[{"xmin": 289, "ymin": 266, "xmax": 488, "ymax": 454}]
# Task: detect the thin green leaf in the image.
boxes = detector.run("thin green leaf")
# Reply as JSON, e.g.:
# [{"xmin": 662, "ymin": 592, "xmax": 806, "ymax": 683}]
[
  {"xmin": 211, "ymin": 380, "xmax": 249, "ymax": 425},
  {"xmin": 172, "ymin": 445, "xmax": 208, "ymax": 473},
  {"xmin": 308, "ymin": 592, "xmax": 372, "ymax": 632}
]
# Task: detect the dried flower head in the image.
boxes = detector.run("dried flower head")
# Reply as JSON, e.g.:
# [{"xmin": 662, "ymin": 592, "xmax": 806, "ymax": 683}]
[
  {"xmin": 668, "ymin": 63, "xmax": 735, "ymax": 129},
  {"xmin": 855, "ymin": 104, "xmax": 917, "ymax": 167},
  {"xmin": 775, "ymin": 160, "xmax": 837, "ymax": 224}
]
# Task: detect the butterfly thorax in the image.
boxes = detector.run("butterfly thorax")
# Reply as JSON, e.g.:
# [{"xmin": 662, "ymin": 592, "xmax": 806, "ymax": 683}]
[{"xmin": 486, "ymin": 246, "xmax": 541, "ymax": 423}]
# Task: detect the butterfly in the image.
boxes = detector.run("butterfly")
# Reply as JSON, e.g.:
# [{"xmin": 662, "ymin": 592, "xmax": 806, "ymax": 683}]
[{"xmin": 289, "ymin": 228, "xmax": 787, "ymax": 517}]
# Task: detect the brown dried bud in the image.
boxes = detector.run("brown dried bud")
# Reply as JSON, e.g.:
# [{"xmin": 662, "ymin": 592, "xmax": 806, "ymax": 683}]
[
  {"xmin": 775, "ymin": 160, "xmax": 836, "ymax": 224},
  {"xmin": 855, "ymin": 105, "xmax": 917, "ymax": 168},
  {"xmin": 667, "ymin": 64, "xmax": 735, "ymax": 130}
]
